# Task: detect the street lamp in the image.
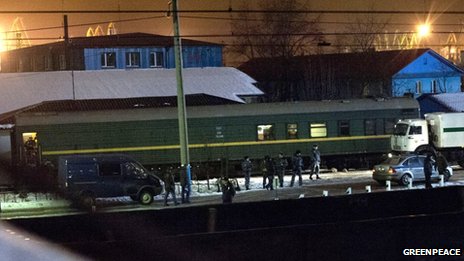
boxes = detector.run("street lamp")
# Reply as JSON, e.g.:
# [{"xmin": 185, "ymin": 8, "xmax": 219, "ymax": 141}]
[{"xmin": 417, "ymin": 23, "xmax": 431, "ymax": 38}]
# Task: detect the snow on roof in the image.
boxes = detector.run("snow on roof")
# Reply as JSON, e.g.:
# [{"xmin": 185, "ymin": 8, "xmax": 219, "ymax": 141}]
[
  {"xmin": 427, "ymin": 92, "xmax": 464, "ymax": 112},
  {"xmin": 0, "ymin": 67, "xmax": 262, "ymax": 115}
]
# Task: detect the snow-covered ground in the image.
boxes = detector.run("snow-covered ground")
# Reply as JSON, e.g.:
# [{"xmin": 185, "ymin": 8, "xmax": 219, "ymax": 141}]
[{"xmin": 1, "ymin": 168, "xmax": 463, "ymax": 215}]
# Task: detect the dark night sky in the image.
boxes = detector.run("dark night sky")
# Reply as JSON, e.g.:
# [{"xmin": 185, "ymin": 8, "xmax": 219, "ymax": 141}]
[{"xmin": 1, "ymin": 0, "xmax": 464, "ymax": 54}]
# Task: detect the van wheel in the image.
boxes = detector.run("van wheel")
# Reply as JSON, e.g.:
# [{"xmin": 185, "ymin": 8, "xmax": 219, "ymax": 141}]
[
  {"xmin": 139, "ymin": 190, "xmax": 154, "ymax": 205},
  {"xmin": 79, "ymin": 193, "xmax": 96, "ymax": 209}
]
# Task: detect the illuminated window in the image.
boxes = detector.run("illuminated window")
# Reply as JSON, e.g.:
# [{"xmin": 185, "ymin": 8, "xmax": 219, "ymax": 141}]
[
  {"xmin": 287, "ymin": 123, "xmax": 298, "ymax": 139},
  {"xmin": 339, "ymin": 120, "xmax": 350, "ymax": 136},
  {"xmin": 149, "ymin": 52, "xmax": 164, "ymax": 68},
  {"xmin": 310, "ymin": 123, "xmax": 327, "ymax": 138},
  {"xmin": 125, "ymin": 52, "xmax": 140, "ymax": 67},
  {"xmin": 101, "ymin": 52, "xmax": 116, "ymax": 68},
  {"xmin": 257, "ymin": 124, "xmax": 275, "ymax": 141}
]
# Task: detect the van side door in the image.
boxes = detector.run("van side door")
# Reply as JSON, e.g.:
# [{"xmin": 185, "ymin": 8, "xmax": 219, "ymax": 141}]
[{"xmin": 98, "ymin": 162, "xmax": 124, "ymax": 197}]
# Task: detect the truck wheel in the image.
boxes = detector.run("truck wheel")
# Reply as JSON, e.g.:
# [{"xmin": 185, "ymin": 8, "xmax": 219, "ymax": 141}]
[
  {"xmin": 139, "ymin": 190, "xmax": 154, "ymax": 205},
  {"xmin": 399, "ymin": 174, "xmax": 412, "ymax": 186}
]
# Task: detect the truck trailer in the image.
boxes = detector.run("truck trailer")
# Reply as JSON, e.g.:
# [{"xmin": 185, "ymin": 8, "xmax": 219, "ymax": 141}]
[{"xmin": 391, "ymin": 112, "xmax": 464, "ymax": 167}]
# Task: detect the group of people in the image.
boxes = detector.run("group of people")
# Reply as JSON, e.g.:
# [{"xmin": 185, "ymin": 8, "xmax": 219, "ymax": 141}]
[
  {"xmin": 423, "ymin": 150, "xmax": 447, "ymax": 189},
  {"xmin": 162, "ymin": 166, "xmax": 191, "ymax": 206},
  {"xmin": 162, "ymin": 144, "xmax": 323, "ymax": 206},
  {"xmin": 242, "ymin": 144, "xmax": 322, "ymax": 190}
]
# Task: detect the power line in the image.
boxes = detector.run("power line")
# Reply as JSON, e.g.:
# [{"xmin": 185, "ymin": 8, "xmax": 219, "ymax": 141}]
[
  {"xmin": 0, "ymin": 9, "xmax": 463, "ymax": 15},
  {"xmin": 5, "ymin": 31, "xmax": 464, "ymax": 43},
  {"xmin": 4, "ymin": 15, "xmax": 167, "ymax": 34}
]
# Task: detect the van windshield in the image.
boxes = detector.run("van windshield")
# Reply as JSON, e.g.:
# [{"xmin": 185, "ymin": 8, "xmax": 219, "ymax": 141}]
[
  {"xmin": 393, "ymin": 123, "xmax": 409, "ymax": 136},
  {"xmin": 124, "ymin": 163, "xmax": 148, "ymax": 179}
]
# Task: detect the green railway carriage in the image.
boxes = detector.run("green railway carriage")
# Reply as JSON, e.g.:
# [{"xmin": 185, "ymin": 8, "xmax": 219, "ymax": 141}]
[{"xmin": 12, "ymin": 97, "xmax": 419, "ymax": 178}]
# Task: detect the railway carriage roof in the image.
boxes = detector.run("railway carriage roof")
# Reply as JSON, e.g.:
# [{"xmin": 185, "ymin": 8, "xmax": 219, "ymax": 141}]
[
  {"xmin": 14, "ymin": 97, "xmax": 419, "ymax": 126},
  {"xmin": 182, "ymin": 97, "xmax": 419, "ymax": 118}
]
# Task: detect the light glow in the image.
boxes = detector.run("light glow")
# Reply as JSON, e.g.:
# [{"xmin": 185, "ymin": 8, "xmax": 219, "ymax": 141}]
[{"xmin": 417, "ymin": 23, "xmax": 431, "ymax": 38}]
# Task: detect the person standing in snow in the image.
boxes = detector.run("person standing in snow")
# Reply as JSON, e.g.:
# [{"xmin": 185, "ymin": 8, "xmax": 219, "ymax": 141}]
[
  {"xmin": 290, "ymin": 150, "xmax": 304, "ymax": 187},
  {"xmin": 310, "ymin": 144, "xmax": 321, "ymax": 180},
  {"xmin": 220, "ymin": 177, "xmax": 236, "ymax": 204},
  {"xmin": 276, "ymin": 152, "xmax": 288, "ymax": 188},
  {"xmin": 179, "ymin": 165, "xmax": 191, "ymax": 203},
  {"xmin": 263, "ymin": 155, "xmax": 275, "ymax": 190},
  {"xmin": 424, "ymin": 153, "xmax": 436, "ymax": 189},
  {"xmin": 241, "ymin": 156, "xmax": 253, "ymax": 190},
  {"xmin": 163, "ymin": 167, "xmax": 179, "ymax": 206}
]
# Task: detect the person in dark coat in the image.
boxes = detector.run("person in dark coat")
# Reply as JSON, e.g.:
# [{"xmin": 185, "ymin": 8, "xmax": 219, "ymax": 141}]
[
  {"xmin": 310, "ymin": 144, "xmax": 321, "ymax": 180},
  {"xmin": 263, "ymin": 155, "xmax": 275, "ymax": 190},
  {"xmin": 163, "ymin": 167, "xmax": 179, "ymax": 206},
  {"xmin": 424, "ymin": 153, "xmax": 436, "ymax": 189},
  {"xmin": 276, "ymin": 152, "xmax": 288, "ymax": 188},
  {"xmin": 220, "ymin": 177, "xmax": 236, "ymax": 204},
  {"xmin": 290, "ymin": 150, "xmax": 303, "ymax": 187},
  {"xmin": 179, "ymin": 166, "xmax": 191, "ymax": 203},
  {"xmin": 241, "ymin": 156, "xmax": 253, "ymax": 190}
]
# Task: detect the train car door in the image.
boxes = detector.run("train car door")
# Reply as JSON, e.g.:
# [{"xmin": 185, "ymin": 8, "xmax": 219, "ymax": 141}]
[{"xmin": 22, "ymin": 132, "xmax": 38, "ymax": 167}]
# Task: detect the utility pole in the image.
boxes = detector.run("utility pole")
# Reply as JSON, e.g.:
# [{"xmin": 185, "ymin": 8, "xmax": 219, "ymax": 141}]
[{"xmin": 171, "ymin": 0, "xmax": 191, "ymax": 187}]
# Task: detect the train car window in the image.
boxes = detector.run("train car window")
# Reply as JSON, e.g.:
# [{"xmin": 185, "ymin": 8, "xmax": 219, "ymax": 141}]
[
  {"xmin": 99, "ymin": 163, "xmax": 122, "ymax": 177},
  {"xmin": 257, "ymin": 124, "xmax": 275, "ymax": 141},
  {"xmin": 338, "ymin": 121, "xmax": 350, "ymax": 136},
  {"xmin": 384, "ymin": 119, "xmax": 395, "ymax": 134},
  {"xmin": 365, "ymin": 119, "xmax": 377, "ymax": 135},
  {"xmin": 309, "ymin": 123, "xmax": 327, "ymax": 138},
  {"xmin": 287, "ymin": 123, "xmax": 298, "ymax": 139}
]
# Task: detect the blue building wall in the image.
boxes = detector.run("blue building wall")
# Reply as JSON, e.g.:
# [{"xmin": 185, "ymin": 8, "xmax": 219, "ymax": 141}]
[
  {"xmin": 392, "ymin": 52, "xmax": 462, "ymax": 97},
  {"xmin": 84, "ymin": 46, "xmax": 222, "ymax": 70}
]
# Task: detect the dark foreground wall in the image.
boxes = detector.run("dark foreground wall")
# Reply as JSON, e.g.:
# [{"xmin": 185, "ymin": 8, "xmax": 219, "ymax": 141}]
[{"xmin": 7, "ymin": 186, "xmax": 464, "ymax": 260}]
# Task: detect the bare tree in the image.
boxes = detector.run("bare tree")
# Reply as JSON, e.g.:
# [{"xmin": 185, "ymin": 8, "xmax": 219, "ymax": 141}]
[
  {"xmin": 229, "ymin": 0, "xmax": 323, "ymax": 59},
  {"xmin": 230, "ymin": 0, "xmax": 324, "ymax": 101},
  {"xmin": 344, "ymin": 4, "xmax": 391, "ymax": 53}
]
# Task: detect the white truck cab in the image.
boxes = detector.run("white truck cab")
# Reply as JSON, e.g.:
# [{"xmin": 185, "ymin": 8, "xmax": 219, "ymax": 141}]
[{"xmin": 391, "ymin": 119, "xmax": 429, "ymax": 153}]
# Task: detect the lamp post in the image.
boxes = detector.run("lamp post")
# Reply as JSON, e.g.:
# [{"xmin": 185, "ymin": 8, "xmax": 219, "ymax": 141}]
[{"xmin": 171, "ymin": 0, "xmax": 191, "ymax": 186}]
